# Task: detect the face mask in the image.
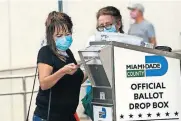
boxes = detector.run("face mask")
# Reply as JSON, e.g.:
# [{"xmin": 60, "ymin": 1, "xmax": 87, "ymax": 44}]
[
  {"xmin": 55, "ymin": 35, "xmax": 73, "ymax": 51},
  {"xmin": 130, "ymin": 11, "xmax": 138, "ymax": 19},
  {"xmin": 103, "ymin": 25, "xmax": 117, "ymax": 32}
]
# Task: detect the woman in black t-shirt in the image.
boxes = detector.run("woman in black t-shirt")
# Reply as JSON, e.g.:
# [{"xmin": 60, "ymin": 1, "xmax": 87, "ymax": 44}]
[{"xmin": 33, "ymin": 12, "xmax": 87, "ymax": 121}]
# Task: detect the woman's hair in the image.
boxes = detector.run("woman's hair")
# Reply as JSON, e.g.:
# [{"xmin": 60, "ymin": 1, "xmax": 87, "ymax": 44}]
[
  {"xmin": 45, "ymin": 11, "xmax": 73, "ymax": 32},
  {"xmin": 46, "ymin": 11, "xmax": 73, "ymax": 61},
  {"xmin": 96, "ymin": 6, "xmax": 124, "ymax": 33},
  {"xmin": 45, "ymin": 11, "xmax": 57, "ymax": 27}
]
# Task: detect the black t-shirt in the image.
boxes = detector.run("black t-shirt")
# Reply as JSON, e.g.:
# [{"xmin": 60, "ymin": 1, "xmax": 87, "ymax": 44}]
[{"xmin": 34, "ymin": 46, "xmax": 84, "ymax": 121}]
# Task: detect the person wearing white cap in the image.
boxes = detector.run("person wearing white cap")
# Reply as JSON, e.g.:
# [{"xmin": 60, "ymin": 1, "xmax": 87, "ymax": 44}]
[{"xmin": 128, "ymin": 3, "xmax": 157, "ymax": 46}]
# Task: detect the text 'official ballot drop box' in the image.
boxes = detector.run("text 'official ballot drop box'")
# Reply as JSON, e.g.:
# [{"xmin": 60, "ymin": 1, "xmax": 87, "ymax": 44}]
[{"xmin": 78, "ymin": 41, "xmax": 181, "ymax": 121}]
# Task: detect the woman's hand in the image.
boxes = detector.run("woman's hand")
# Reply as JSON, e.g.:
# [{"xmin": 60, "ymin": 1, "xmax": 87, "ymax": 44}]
[
  {"xmin": 62, "ymin": 63, "xmax": 79, "ymax": 75},
  {"xmin": 38, "ymin": 63, "xmax": 79, "ymax": 90}
]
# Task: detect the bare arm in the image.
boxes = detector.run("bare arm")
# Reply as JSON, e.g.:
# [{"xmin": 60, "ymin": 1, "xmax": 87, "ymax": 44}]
[
  {"xmin": 148, "ymin": 24, "xmax": 157, "ymax": 47},
  {"xmin": 149, "ymin": 37, "xmax": 157, "ymax": 47},
  {"xmin": 38, "ymin": 63, "xmax": 66, "ymax": 90},
  {"xmin": 38, "ymin": 63, "xmax": 78, "ymax": 90},
  {"xmin": 82, "ymin": 71, "xmax": 88, "ymax": 84}
]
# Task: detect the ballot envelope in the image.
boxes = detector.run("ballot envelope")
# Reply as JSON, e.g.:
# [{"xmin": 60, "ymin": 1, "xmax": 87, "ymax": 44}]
[{"xmin": 95, "ymin": 32, "xmax": 144, "ymax": 46}]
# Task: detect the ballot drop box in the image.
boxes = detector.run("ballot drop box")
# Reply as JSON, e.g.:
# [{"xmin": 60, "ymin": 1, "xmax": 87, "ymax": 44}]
[{"xmin": 78, "ymin": 41, "xmax": 181, "ymax": 121}]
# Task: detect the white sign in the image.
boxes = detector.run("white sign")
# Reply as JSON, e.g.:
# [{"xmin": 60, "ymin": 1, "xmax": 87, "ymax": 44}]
[
  {"xmin": 114, "ymin": 47, "xmax": 181, "ymax": 121},
  {"xmin": 93, "ymin": 105, "xmax": 113, "ymax": 121}
]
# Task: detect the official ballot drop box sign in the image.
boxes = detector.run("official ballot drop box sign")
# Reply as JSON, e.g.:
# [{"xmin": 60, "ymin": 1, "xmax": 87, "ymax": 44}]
[{"xmin": 114, "ymin": 47, "xmax": 181, "ymax": 121}]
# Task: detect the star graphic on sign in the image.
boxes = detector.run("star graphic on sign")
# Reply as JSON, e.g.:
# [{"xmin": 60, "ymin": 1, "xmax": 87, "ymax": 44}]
[
  {"xmin": 129, "ymin": 114, "xmax": 133, "ymax": 118},
  {"xmin": 175, "ymin": 111, "xmax": 179, "ymax": 116},
  {"xmin": 156, "ymin": 112, "xmax": 160, "ymax": 117},
  {"xmin": 120, "ymin": 114, "xmax": 124, "ymax": 119},
  {"xmin": 165, "ymin": 112, "xmax": 170, "ymax": 116},
  {"xmin": 147, "ymin": 113, "xmax": 152, "ymax": 117},
  {"xmin": 138, "ymin": 113, "xmax": 142, "ymax": 118}
]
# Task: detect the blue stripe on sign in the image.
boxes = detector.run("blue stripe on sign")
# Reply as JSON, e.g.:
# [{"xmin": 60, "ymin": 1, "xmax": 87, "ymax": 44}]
[{"xmin": 145, "ymin": 56, "xmax": 168, "ymax": 77}]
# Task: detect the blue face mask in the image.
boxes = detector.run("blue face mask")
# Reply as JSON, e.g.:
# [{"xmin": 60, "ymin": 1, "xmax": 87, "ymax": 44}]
[
  {"xmin": 103, "ymin": 25, "xmax": 117, "ymax": 32},
  {"xmin": 55, "ymin": 35, "xmax": 73, "ymax": 51}
]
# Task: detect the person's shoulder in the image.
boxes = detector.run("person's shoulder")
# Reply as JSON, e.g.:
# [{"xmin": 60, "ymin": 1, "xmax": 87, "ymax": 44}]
[
  {"xmin": 38, "ymin": 45, "xmax": 52, "ymax": 56},
  {"xmin": 130, "ymin": 23, "xmax": 137, "ymax": 28},
  {"xmin": 143, "ymin": 20, "xmax": 153, "ymax": 26},
  {"xmin": 130, "ymin": 23, "xmax": 134, "ymax": 26},
  {"xmin": 37, "ymin": 45, "xmax": 54, "ymax": 66}
]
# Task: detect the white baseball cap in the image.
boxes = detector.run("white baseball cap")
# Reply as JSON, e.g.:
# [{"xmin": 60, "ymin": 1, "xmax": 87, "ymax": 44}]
[{"xmin": 128, "ymin": 3, "xmax": 145, "ymax": 13}]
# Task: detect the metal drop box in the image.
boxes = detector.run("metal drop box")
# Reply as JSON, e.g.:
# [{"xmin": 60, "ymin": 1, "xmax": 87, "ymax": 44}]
[{"xmin": 79, "ymin": 41, "xmax": 181, "ymax": 121}]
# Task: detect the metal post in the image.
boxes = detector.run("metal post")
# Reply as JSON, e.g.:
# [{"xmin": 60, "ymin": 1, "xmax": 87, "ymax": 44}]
[
  {"xmin": 58, "ymin": 0, "xmax": 63, "ymax": 12},
  {"xmin": 22, "ymin": 77, "xmax": 27, "ymax": 121}
]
